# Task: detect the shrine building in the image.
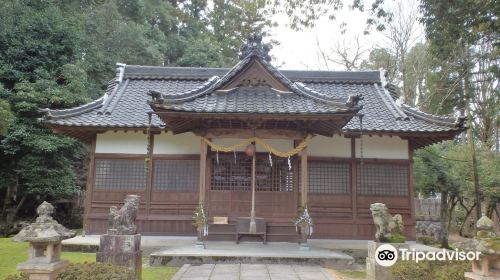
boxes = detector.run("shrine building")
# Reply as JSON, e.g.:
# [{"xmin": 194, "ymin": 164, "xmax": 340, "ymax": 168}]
[{"xmin": 41, "ymin": 36, "xmax": 465, "ymax": 241}]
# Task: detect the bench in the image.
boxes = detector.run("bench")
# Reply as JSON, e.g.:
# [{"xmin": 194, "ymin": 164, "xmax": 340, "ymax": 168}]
[{"xmin": 235, "ymin": 217, "xmax": 267, "ymax": 244}]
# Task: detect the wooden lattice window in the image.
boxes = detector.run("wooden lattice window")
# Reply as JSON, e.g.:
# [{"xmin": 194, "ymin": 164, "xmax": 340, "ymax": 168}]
[
  {"xmin": 152, "ymin": 159, "xmax": 200, "ymax": 191},
  {"xmin": 357, "ymin": 163, "xmax": 408, "ymax": 196},
  {"xmin": 94, "ymin": 159, "xmax": 147, "ymax": 190},
  {"xmin": 307, "ymin": 161, "xmax": 351, "ymax": 194},
  {"xmin": 211, "ymin": 153, "xmax": 293, "ymax": 192}
]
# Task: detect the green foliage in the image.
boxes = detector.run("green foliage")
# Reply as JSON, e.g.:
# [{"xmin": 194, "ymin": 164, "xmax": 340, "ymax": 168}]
[
  {"xmin": 387, "ymin": 233, "xmax": 406, "ymax": 243},
  {"xmin": 57, "ymin": 263, "xmax": 131, "ymax": 280},
  {"xmin": 176, "ymin": 36, "xmax": 223, "ymax": 68},
  {"xmin": 420, "ymin": 0, "xmax": 499, "ymax": 146},
  {"xmin": 0, "ymin": 97, "xmax": 13, "ymax": 136},
  {"xmin": 414, "ymin": 142, "xmax": 461, "ymax": 197},
  {"xmin": 4, "ymin": 263, "xmax": 131, "ymax": 280},
  {"xmin": 0, "ymin": 0, "xmax": 271, "ymax": 227},
  {"xmin": 0, "ymin": 238, "xmax": 176, "ymax": 280},
  {"xmin": 391, "ymin": 260, "xmax": 470, "ymax": 280},
  {"xmin": 0, "ymin": 0, "xmax": 80, "ymax": 88},
  {"xmin": 360, "ymin": 48, "xmax": 398, "ymax": 85}
]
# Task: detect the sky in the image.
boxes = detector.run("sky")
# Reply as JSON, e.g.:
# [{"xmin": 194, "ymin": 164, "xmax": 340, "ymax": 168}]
[{"xmin": 268, "ymin": 0, "xmax": 424, "ymax": 71}]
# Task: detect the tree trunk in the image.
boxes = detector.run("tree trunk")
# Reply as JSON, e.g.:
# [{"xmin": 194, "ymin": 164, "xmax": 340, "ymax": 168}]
[
  {"xmin": 466, "ymin": 106, "xmax": 482, "ymax": 220},
  {"xmin": 462, "ymin": 45, "xmax": 481, "ymax": 220},
  {"xmin": 11, "ymin": 195, "xmax": 26, "ymax": 222},
  {"xmin": 447, "ymin": 196, "xmax": 458, "ymax": 232},
  {"xmin": 458, "ymin": 199, "xmax": 476, "ymax": 237},
  {"xmin": 1, "ymin": 174, "xmax": 18, "ymax": 221},
  {"xmin": 439, "ymin": 191, "xmax": 450, "ymax": 249}
]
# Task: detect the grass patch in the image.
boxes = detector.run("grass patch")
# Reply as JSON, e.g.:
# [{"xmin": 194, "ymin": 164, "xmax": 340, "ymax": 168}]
[
  {"xmin": 0, "ymin": 237, "xmax": 30, "ymax": 279},
  {"xmin": 339, "ymin": 270, "xmax": 367, "ymax": 278},
  {"xmin": 142, "ymin": 266, "xmax": 179, "ymax": 280},
  {"xmin": 0, "ymin": 238, "xmax": 178, "ymax": 280}
]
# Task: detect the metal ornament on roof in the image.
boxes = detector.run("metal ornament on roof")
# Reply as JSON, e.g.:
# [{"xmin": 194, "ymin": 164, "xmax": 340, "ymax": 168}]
[{"xmin": 239, "ymin": 34, "xmax": 272, "ymax": 61}]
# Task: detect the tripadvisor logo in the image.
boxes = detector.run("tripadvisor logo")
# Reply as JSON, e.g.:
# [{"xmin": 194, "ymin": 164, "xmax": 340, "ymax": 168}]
[
  {"xmin": 375, "ymin": 244, "xmax": 398, "ymax": 267},
  {"xmin": 374, "ymin": 244, "xmax": 481, "ymax": 267}
]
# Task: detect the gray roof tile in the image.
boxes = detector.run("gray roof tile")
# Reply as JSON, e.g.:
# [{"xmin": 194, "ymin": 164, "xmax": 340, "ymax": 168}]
[{"xmin": 42, "ymin": 64, "xmax": 464, "ymax": 134}]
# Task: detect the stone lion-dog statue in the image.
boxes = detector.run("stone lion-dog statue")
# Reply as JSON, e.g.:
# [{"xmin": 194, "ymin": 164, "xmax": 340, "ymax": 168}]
[
  {"xmin": 108, "ymin": 195, "xmax": 140, "ymax": 235},
  {"xmin": 370, "ymin": 203, "xmax": 404, "ymax": 242}
]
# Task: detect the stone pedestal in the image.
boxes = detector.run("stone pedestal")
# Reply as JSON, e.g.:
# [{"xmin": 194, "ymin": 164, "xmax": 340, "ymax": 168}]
[
  {"xmin": 366, "ymin": 241, "xmax": 409, "ymax": 280},
  {"xmin": 465, "ymin": 255, "xmax": 500, "ymax": 280},
  {"xmin": 96, "ymin": 234, "xmax": 142, "ymax": 280},
  {"xmin": 17, "ymin": 259, "xmax": 68, "ymax": 280}
]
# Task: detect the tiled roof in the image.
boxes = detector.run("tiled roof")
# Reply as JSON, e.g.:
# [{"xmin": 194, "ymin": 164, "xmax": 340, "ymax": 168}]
[
  {"xmin": 42, "ymin": 64, "xmax": 465, "ymax": 134},
  {"xmin": 148, "ymin": 50, "xmax": 361, "ymax": 115},
  {"xmin": 158, "ymin": 86, "xmax": 353, "ymax": 114}
]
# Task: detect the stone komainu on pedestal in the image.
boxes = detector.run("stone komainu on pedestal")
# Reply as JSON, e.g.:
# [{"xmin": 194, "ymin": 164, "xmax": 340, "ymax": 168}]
[
  {"xmin": 366, "ymin": 203, "xmax": 407, "ymax": 280},
  {"xmin": 96, "ymin": 195, "xmax": 142, "ymax": 280},
  {"xmin": 370, "ymin": 203, "xmax": 404, "ymax": 242},
  {"xmin": 13, "ymin": 201, "xmax": 75, "ymax": 280}
]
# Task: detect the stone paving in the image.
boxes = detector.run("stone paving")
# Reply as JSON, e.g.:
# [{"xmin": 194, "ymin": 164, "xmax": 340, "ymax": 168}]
[{"xmin": 171, "ymin": 264, "xmax": 336, "ymax": 280}]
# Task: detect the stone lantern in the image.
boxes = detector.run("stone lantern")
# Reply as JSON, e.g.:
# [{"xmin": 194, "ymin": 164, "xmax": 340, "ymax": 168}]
[
  {"xmin": 13, "ymin": 201, "xmax": 75, "ymax": 280},
  {"xmin": 457, "ymin": 214, "xmax": 500, "ymax": 280}
]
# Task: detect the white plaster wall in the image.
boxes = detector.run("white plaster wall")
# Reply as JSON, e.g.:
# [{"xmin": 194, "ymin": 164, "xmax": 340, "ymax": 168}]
[
  {"xmin": 308, "ymin": 135, "xmax": 351, "ymax": 158},
  {"xmin": 95, "ymin": 131, "xmax": 148, "ymax": 154},
  {"xmin": 213, "ymin": 138, "xmax": 293, "ymax": 153},
  {"xmin": 355, "ymin": 135, "xmax": 408, "ymax": 159},
  {"xmin": 154, "ymin": 132, "xmax": 200, "ymax": 154}
]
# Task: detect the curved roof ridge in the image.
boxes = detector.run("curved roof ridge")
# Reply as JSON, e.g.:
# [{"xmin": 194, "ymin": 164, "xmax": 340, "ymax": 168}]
[
  {"xmin": 293, "ymin": 82, "xmax": 360, "ymax": 107},
  {"xmin": 103, "ymin": 79, "xmax": 130, "ymax": 115},
  {"xmin": 41, "ymin": 95, "xmax": 105, "ymax": 120},
  {"xmin": 400, "ymin": 104, "xmax": 466, "ymax": 128},
  {"xmin": 149, "ymin": 52, "xmax": 361, "ymax": 109},
  {"xmin": 374, "ymin": 83, "xmax": 409, "ymax": 121},
  {"xmin": 149, "ymin": 76, "xmax": 220, "ymax": 103}
]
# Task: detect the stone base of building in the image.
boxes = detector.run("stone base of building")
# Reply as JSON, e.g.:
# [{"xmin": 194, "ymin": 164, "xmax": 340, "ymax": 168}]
[
  {"xmin": 366, "ymin": 241, "xmax": 409, "ymax": 280},
  {"xmin": 17, "ymin": 260, "xmax": 68, "ymax": 280},
  {"xmin": 96, "ymin": 234, "xmax": 142, "ymax": 280}
]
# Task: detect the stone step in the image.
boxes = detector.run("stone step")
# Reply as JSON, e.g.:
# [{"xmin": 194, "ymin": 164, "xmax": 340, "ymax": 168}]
[{"xmin": 150, "ymin": 241, "xmax": 355, "ymax": 270}]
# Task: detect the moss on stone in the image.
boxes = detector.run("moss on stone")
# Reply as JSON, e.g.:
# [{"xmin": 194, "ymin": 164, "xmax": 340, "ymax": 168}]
[{"xmin": 388, "ymin": 234, "xmax": 406, "ymax": 243}]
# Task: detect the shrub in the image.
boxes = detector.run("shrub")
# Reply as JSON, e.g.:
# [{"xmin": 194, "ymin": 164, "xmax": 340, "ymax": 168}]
[
  {"xmin": 58, "ymin": 262, "xmax": 131, "ymax": 280},
  {"xmin": 417, "ymin": 236, "xmax": 436, "ymax": 245},
  {"xmin": 391, "ymin": 260, "xmax": 471, "ymax": 280},
  {"xmin": 387, "ymin": 233, "xmax": 406, "ymax": 243},
  {"xmin": 5, "ymin": 263, "xmax": 131, "ymax": 280},
  {"xmin": 4, "ymin": 272, "xmax": 29, "ymax": 280}
]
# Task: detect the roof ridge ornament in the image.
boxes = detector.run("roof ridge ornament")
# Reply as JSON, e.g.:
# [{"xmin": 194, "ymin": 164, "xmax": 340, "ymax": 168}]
[{"xmin": 239, "ymin": 34, "xmax": 272, "ymax": 62}]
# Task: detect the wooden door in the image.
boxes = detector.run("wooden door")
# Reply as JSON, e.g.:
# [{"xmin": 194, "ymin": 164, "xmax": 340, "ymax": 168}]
[{"xmin": 208, "ymin": 153, "xmax": 296, "ymax": 220}]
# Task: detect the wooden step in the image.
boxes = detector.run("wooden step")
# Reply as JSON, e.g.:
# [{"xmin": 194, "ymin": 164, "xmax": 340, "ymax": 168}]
[{"xmin": 206, "ymin": 223, "xmax": 299, "ymax": 242}]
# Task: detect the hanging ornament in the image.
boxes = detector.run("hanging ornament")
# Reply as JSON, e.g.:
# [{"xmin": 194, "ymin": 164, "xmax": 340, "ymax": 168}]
[
  {"xmin": 216, "ymin": 150, "xmax": 219, "ymax": 165},
  {"xmin": 245, "ymin": 143, "xmax": 256, "ymax": 157},
  {"xmin": 268, "ymin": 152, "xmax": 273, "ymax": 167},
  {"xmin": 288, "ymin": 156, "xmax": 292, "ymax": 171}
]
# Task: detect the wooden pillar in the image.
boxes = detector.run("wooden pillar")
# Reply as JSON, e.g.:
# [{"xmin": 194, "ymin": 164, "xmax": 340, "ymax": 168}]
[
  {"xmin": 199, "ymin": 138, "xmax": 208, "ymax": 204},
  {"xmin": 145, "ymin": 132, "xmax": 154, "ymax": 232},
  {"xmin": 351, "ymin": 137, "xmax": 358, "ymax": 235},
  {"xmin": 249, "ymin": 152, "xmax": 257, "ymax": 233},
  {"xmin": 292, "ymin": 141, "xmax": 300, "ymax": 210},
  {"xmin": 83, "ymin": 135, "xmax": 97, "ymax": 235},
  {"xmin": 408, "ymin": 140, "xmax": 416, "ymax": 239},
  {"xmin": 300, "ymin": 146, "xmax": 308, "ymax": 207}
]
